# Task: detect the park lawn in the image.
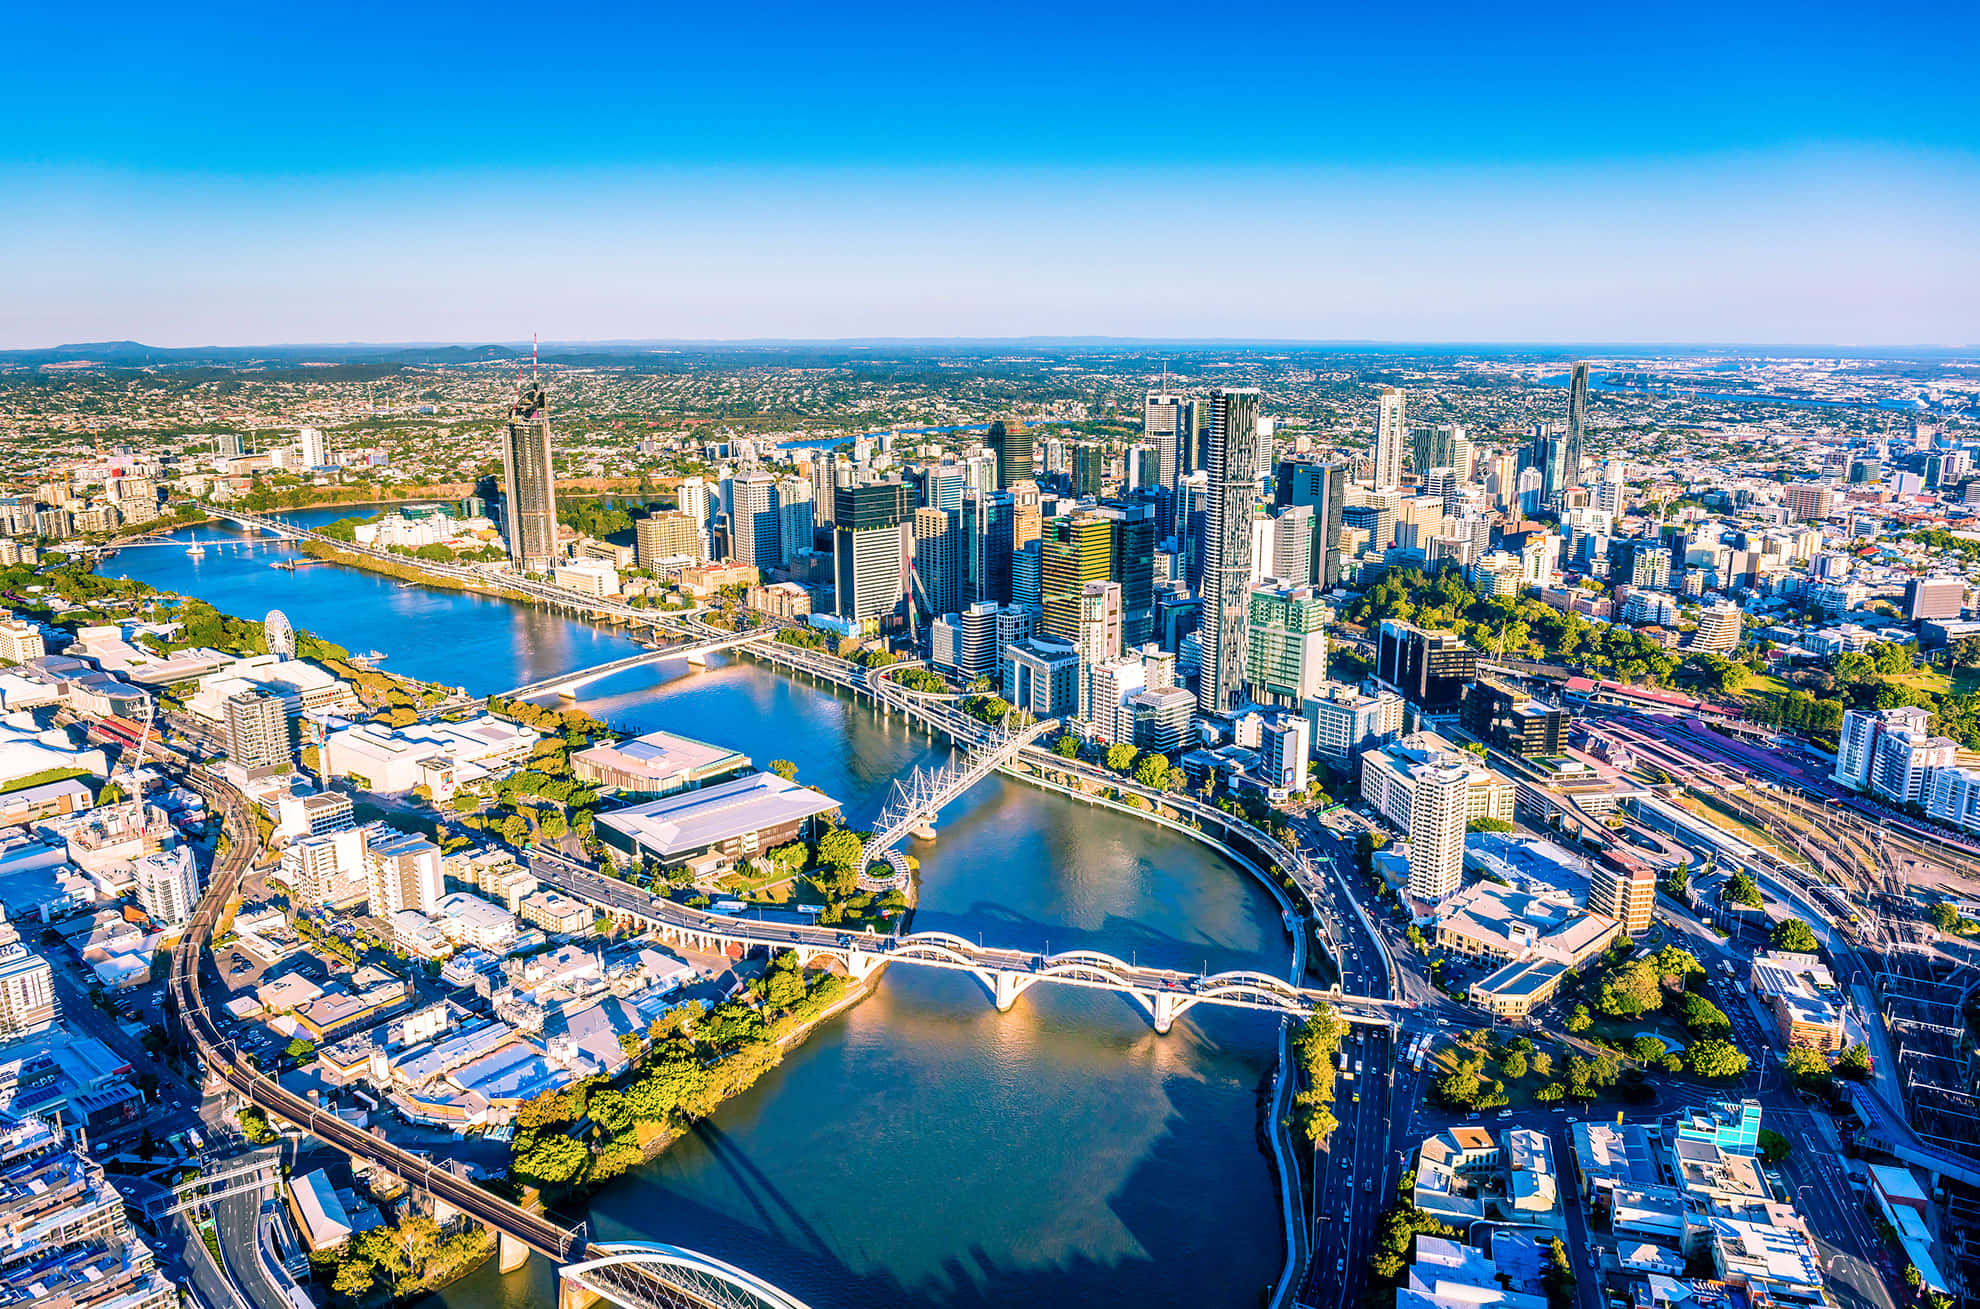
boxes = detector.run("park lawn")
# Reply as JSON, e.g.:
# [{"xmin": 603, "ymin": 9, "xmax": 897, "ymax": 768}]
[
  {"xmin": 1741, "ymin": 672, "xmax": 1792, "ymax": 700},
  {"xmin": 1425, "ymin": 1037, "xmax": 1569, "ymax": 1112},
  {"xmin": 1954, "ymin": 668, "xmax": 1980, "ymax": 696},
  {"xmin": 1889, "ymin": 665, "xmax": 1954, "ymax": 698}
]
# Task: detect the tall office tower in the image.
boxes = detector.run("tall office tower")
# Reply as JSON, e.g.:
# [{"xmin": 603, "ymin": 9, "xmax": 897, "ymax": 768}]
[
  {"xmin": 1199, "ymin": 387, "xmax": 1262, "ymax": 717},
  {"xmin": 1372, "ymin": 386, "xmax": 1406, "ymax": 492},
  {"xmin": 1274, "ymin": 457, "xmax": 1347, "ymax": 587},
  {"xmin": 224, "ymin": 690, "xmax": 291, "ymax": 774},
  {"xmin": 986, "ymin": 420, "xmax": 1034, "ymax": 489},
  {"xmin": 913, "ymin": 506, "xmax": 963, "ymax": 618},
  {"xmin": 1098, "ymin": 501, "xmax": 1156, "ymax": 648},
  {"xmin": 364, "ymin": 829, "xmax": 445, "ymax": 917},
  {"xmin": 1785, "ymin": 483, "xmax": 1837, "ymax": 522},
  {"xmin": 1592, "ymin": 459, "xmax": 1626, "ymax": 518},
  {"xmin": 808, "ymin": 459, "xmax": 839, "ymax": 526},
  {"xmin": 963, "ymin": 490, "xmax": 1016, "ymax": 606},
  {"xmin": 0, "ymin": 945, "xmax": 55, "ymax": 1037},
  {"xmin": 1342, "ymin": 494, "xmax": 1397, "ymax": 556},
  {"xmin": 499, "ymin": 377, "xmax": 560, "ymax": 572},
  {"xmin": 297, "ymin": 426, "xmax": 327, "ymax": 468},
  {"xmin": 834, "ymin": 481, "xmax": 914, "ymax": 623},
  {"xmin": 729, "ymin": 470, "xmax": 783, "ymax": 571},
  {"xmin": 1146, "ymin": 392, "xmax": 1188, "ymax": 530},
  {"xmin": 1420, "ymin": 467, "xmax": 1459, "ymax": 513},
  {"xmin": 1405, "ymin": 760, "xmax": 1472, "ymax": 903},
  {"xmin": 1176, "ymin": 471, "xmax": 1209, "ymax": 590},
  {"xmin": 216, "ymin": 431, "xmax": 243, "ymax": 457},
  {"xmin": 930, "ymin": 601, "xmax": 1001, "ymax": 681},
  {"xmin": 1245, "ymin": 582, "xmax": 1329, "ymax": 709},
  {"xmin": 1008, "ymin": 480, "xmax": 1043, "ymax": 549},
  {"xmin": 1566, "ymin": 360, "xmax": 1590, "ymax": 490},
  {"xmin": 1012, "ymin": 539, "xmax": 1042, "ymax": 609},
  {"xmin": 134, "ymin": 847, "xmax": 201, "ymax": 926},
  {"xmin": 1071, "ymin": 442, "xmax": 1106, "ymax": 498},
  {"xmin": 924, "ymin": 462, "xmax": 967, "ymax": 512},
  {"xmin": 1040, "ymin": 512, "xmax": 1113, "ymax": 644},
  {"xmin": 637, "ymin": 511, "xmax": 704, "ymax": 567}
]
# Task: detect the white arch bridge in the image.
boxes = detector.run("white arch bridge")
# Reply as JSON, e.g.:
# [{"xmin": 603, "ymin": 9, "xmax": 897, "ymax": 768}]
[
  {"xmin": 560, "ymin": 1242, "xmax": 816, "ymax": 1309},
  {"xmin": 783, "ymin": 931, "xmax": 1396, "ymax": 1034}
]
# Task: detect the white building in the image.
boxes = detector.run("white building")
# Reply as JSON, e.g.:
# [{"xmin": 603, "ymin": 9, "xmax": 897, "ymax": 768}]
[
  {"xmin": 1835, "ymin": 706, "xmax": 1956, "ymax": 804},
  {"xmin": 321, "ymin": 715, "xmax": 538, "ymax": 796},
  {"xmin": 1302, "ymin": 681, "xmax": 1404, "ymax": 762},
  {"xmin": 1361, "ymin": 732, "xmax": 1514, "ymax": 904},
  {"xmin": 132, "ymin": 845, "xmax": 200, "ymax": 927},
  {"xmin": 554, "ymin": 558, "xmax": 620, "ymax": 598},
  {"xmin": 279, "ymin": 827, "xmax": 366, "ymax": 908},
  {"xmin": 364, "ymin": 829, "xmax": 443, "ymax": 917},
  {"xmin": 185, "ymin": 654, "xmax": 358, "ymax": 724},
  {"xmin": 0, "ymin": 944, "xmax": 56, "ymax": 1038}
]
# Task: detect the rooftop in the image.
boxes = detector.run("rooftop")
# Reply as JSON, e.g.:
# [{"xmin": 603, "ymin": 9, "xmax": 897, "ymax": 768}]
[{"xmin": 597, "ymin": 771, "xmax": 842, "ymax": 858}]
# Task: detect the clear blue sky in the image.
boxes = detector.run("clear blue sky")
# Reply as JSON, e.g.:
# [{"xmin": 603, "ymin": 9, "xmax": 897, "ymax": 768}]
[{"xmin": 6, "ymin": 0, "xmax": 1976, "ymax": 347}]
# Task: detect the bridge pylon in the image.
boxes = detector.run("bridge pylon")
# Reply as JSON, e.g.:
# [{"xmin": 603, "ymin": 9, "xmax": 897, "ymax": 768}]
[
  {"xmin": 498, "ymin": 1227, "xmax": 532, "ymax": 1273},
  {"xmin": 992, "ymin": 970, "xmax": 1026, "ymax": 1012}
]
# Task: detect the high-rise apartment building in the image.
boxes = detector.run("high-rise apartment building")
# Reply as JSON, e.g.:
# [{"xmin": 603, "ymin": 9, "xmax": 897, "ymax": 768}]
[
  {"xmin": 297, "ymin": 426, "xmax": 328, "ymax": 468},
  {"xmin": 834, "ymin": 481, "xmax": 913, "ymax": 624},
  {"xmin": 1199, "ymin": 387, "xmax": 1261, "ymax": 717},
  {"xmin": 1073, "ymin": 580, "xmax": 1123, "ymax": 676},
  {"xmin": 0, "ymin": 945, "xmax": 55, "ymax": 1038},
  {"xmin": 1691, "ymin": 602, "xmax": 1744, "ymax": 653},
  {"xmin": 280, "ymin": 827, "xmax": 365, "ymax": 908},
  {"xmin": 1835, "ymin": 705, "xmax": 1957, "ymax": 805},
  {"xmin": 1145, "ymin": 392, "xmax": 1189, "ymax": 532},
  {"xmin": 1904, "ymin": 577, "xmax": 1964, "ymax": 622},
  {"xmin": 499, "ymin": 379, "xmax": 560, "ymax": 572},
  {"xmin": 986, "ymin": 420, "xmax": 1033, "ymax": 489},
  {"xmin": 1245, "ymin": 583, "xmax": 1330, "ymax": 709},
  {"xmin": 1372, "ymin": 386, "xmax": 1406, "ymax": 492},
  {"xmin": 1405, "ymin": 761, "xmax": 1472, "ymax": 903},
  {"xmin": 133, "ymin": 847, "xmax": 200, "ymax": 926},
  {"xmin": 636, "ymin": 512, "xmax": 703, "ymax": 567},
  {"xmin": 1566, "ymin": 360, "xmax": 1590, "ymax": 490},
  {"xmin": 930, "ymin": 601, "xmax": 1000, "ymax": 682},
  {"xmin": 729, "ymin": 470, "xmax": 782, "ymax": 571},
  {"xmin": 364, "ymin": 829, "xmax": 444, "ymax": 917},
  {"xmin": 1302, "ymin": 682, "xmax": 1404, "ymax": 762},
  {"xmin": 224, "ymin": 690, "xmax": 291, "ymax": 774},
  {"xmin": 777, "ymin": 475, "xmax": 815, "ymax": 561},
  {"xmin": 913, "ymin": 507, "xmax": 963, "ymax": 619}
]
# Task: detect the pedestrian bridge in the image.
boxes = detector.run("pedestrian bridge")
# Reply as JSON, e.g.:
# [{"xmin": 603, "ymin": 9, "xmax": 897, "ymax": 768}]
[
  {"xmin": 858, "ymin": 711, "xmax": 1058, "ymax": 883},
  {"xmin": 560, "ymin": 1242, "xmax": 814, "ymax": 1309}
]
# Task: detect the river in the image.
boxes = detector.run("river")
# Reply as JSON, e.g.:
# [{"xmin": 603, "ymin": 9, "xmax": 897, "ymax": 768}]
[{"xmin": 100, "ymin": 513, "xmax": 1291, "ymax": 1309}]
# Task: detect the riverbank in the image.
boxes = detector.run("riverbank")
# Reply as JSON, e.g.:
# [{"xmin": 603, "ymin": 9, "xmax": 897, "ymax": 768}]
[{"xmin": 295, "ymin": 538, "xmax": 495, "ymax": 595}]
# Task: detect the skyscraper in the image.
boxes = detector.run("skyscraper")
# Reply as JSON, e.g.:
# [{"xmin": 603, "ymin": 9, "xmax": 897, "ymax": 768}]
[
  {"xmin": 1273, "ymin": 458, "xmax": 1347, "ymax": 587},
  {"xmin": 1199, "ymin": 387, "xmax": 1261, "ymax": 717},
  {"xmin": 912, "ymin": 506, "xmax": 963, "ymax": 618},
  {"xmin": 1099, "ymin": 500, "xmax": 1157, "ymax": 649},
  {"xmin": 1040, "ymin": 512, "xmax": 1113, "ymax": 644},
  {"xmin": 1145, "ymin": 392, "xmax": 1188, "ymax": 533},
  {"xmin": 1566, "ymin": 360, "xmax": 1590, "ymax": 492},
  {"xmin": 499, "ymin": 378, "xmax": 560, "ymax": 572},
  {"xmin": 1372, "ymin": 386, "xmax": 1406, "ymax": 492},
  {"xmin": 963, "ymin": 490, "xmax": 1015, "ymax": 606},
  {"xmin": 834, "ymin": 481, "xmax": 914, "ymax": 624},
  {"xmin": 986, "ymin": 420, "xmax": 1034, "ymax": 489},
  {"xmin": 1245, "ymin": 582, "xmax": 1330, "ymax": 709},
  {"xmin": 729, "ymin": 470, "xmax": 782, "ymax": 571},
  {"xmin": 1071, "ymin": 442, "xmax": 1106, "ymax": 498}
]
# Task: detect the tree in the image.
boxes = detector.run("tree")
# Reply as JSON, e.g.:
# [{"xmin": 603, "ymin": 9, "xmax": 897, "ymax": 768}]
[
  {"xmin": 1781, "ymin": 1046, "xmax": 1833, "ymax": 1091},
  {"xmin": 1542, "ymin": 1236, "xmax": 1578, "ymax": 1309},
  {"xmin": 1500, "ymin": 1050, "xmax": 1529, "ymax": 1081},
  {"xmin": 1630, "ymin": 1035, "xmax": 1669, "ymax": 1063},
  {"xmin": 285, "ymin": 1037, "xmax": 316, "ymax": 1062},
  {"xmin": 1593, "ymin": 959, "xmax": 1664, "ymax": 1018},
  {"xmin": 511, "ymin": 1132, "xmax": 589, "ymax": 1188},
  {"xmin": 1053, "ymin": 733, "xmax": 1080, "ymax": 759},
  {"xmin": 1467, "ymin": 816, "xmax": 1515, "ymax": 833},
  {"xmin": 1529, "ymin": 1050, "xmax": 1554, "ymax": 1079},
  {"xmin": 1566, "ymin": 1004, "xmax": 1592, "ymax": 1033},
  {"xmin": 1771, "ymin": 919, "xmax": 1819, "ymax": 954},
  {"xmin": 1654, "ymin": 946, "xmax": 1704, "ymax": 980},
  {"xmin": 769, "ymin": 759, "xmax": 799, "ymax": 782},
  {"xmin": 1757, "ymin": 1129, "xmax": 1791, "ymax": 1163},
  {"xmin": 1535, "ymin": 1081, "xmax": 1565, "ymax": 1103},
  {"xmin": 1722, "ymin": 872, "xmax": 1763, "ymax": 908},
  {"xmin": 1675, "ymin": 991, "xmax": 1732, "ymax": 1038},
  {"xmin": 331, "ymin": 1258, "xmax": 376, "ymax": 1298},
  {"xmin": 1834, "ymin": 1042, "xmax": 1872, "ymax": 1081},
  {"xmin": 1687, "ymin": 1039, "xmax": 1750, "ymax": 1079},
  {"xmin": 1133, "ymin": 753, "xmax": 1172, "ymax": 790},
  {"xmin": 815, "ymin": 827, "xmax": 863, "ymax": 875},
  {"xmin": 1105, "ymin": 742, "xmax": 1137, "ymax": 773}
]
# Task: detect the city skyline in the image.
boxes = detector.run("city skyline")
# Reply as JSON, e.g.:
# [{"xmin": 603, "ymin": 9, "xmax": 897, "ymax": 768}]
[{"xmin": 5, "ymin": 2, "xmax": 1975, "ymax": 348}]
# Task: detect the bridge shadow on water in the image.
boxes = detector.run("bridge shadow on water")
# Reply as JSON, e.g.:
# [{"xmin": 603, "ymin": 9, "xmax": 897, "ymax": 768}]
[{"xmin": 588, "ymin": 1062, "xmax": 1281, "ymax": 1309}]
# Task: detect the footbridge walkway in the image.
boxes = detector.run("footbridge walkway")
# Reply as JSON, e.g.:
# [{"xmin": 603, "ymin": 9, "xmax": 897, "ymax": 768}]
[{"xmin": 858, "ymin": 711, "xmax": 1058, "ymax": 885}]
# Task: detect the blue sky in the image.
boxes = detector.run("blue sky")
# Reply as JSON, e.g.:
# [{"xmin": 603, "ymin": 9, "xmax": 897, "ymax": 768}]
[{"xmin": 6, "ymin": 1, "xmax": 1976, "ymax": 347}]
